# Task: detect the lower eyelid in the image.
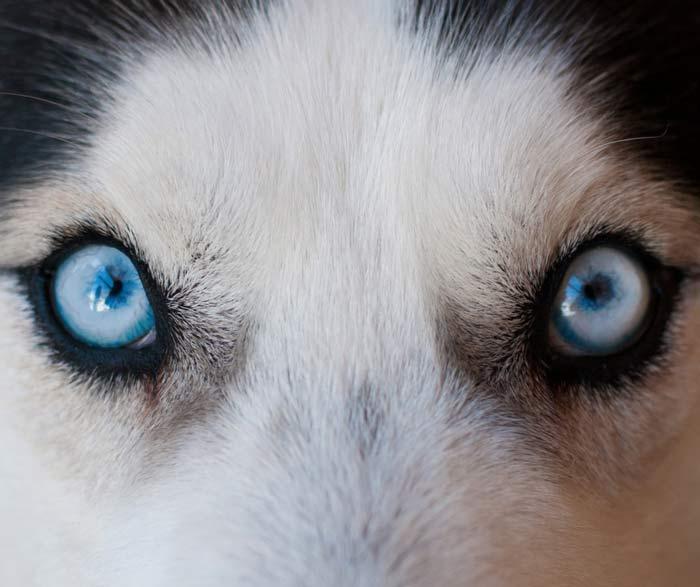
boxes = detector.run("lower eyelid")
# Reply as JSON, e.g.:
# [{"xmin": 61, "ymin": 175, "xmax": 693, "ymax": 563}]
[{"xmin": 128, "ymin": 327, "xmax": 157, "ymax": 350}]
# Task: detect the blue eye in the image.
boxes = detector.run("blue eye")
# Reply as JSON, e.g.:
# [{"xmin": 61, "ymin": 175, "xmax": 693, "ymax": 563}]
[
  {"xmin": 549, "ymin": 247, "xmax": 652, "ymax": 357},
  {"xmin": 50, "ymin": 245, "xmax": 156, "ymax": 349}
]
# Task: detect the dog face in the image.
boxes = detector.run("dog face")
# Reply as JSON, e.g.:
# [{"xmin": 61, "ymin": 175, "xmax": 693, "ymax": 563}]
[{"xmin": 1, "ymin": 1, "xmax": 699, "ymax": 585}]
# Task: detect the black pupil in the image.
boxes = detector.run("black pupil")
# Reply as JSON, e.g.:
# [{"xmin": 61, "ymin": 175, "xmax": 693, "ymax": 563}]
[
  {"xmin": 582, "ymin": 274, "xmax": 613, "ymax": 305},
  {"xmin": 110, "ymin": 279, "xmax": 123, "ymax": 297}
]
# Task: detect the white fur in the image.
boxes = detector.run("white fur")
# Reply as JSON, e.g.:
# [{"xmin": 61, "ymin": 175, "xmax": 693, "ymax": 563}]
[{"xmin": 1, "ymin": 1, "xmax": 699, "ymax": 585}]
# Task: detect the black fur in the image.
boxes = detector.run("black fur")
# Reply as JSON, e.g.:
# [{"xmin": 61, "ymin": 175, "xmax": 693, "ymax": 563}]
[
  {"xmin": 0, "ymin": 0, "xmax": 261, "ymax": 198},
  {"xmin": 0, "ymin": 1, "xmax": 119, "ymax": 194},
  {"xmin": 3, "ymin": 1, "xmax": 699, "ymax": 200},
  {"xmin": 416, "ymin": 0, "xmax": 700, "ymax": 189}
]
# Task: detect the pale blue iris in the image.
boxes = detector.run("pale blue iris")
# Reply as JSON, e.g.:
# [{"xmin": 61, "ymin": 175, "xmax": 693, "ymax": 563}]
[
  {"xmin": 51, "ymin": 245, "xmax": 156, "ymax": 348},
  {"xmin": 550, "ymin": 247, "xmax": 651, "ymax": 356}
]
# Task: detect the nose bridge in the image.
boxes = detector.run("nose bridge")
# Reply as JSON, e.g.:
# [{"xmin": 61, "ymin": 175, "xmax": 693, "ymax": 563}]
[
  {"xmin": 224, "ymin": 178, "xmax": 491, "ymax": 585},
  {"xmin": 208, "ymin": 366, "xmax": 521, "ymax": 587}
]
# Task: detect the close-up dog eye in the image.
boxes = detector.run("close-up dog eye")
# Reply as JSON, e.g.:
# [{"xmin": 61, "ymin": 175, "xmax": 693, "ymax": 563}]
[
  {"xmin": 24, "ymin": 238, "xmax": 168, "ymax": 377},
  {"xmin": 538, "ymin": 240, "xmax": 683, "ymax": 385},
  {"xmin": 1, "ymin": 1, "xmax": 699, "ymax": 586},
  {"xmin": 49, "ymin": 244, "xmax": 157, "ymax": 349},
  {"xmin": 549, "ymin": 245, "xmax": 653, "ymax": 357}
]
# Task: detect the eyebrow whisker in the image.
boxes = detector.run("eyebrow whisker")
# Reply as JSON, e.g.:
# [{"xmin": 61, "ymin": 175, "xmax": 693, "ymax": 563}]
[
  {"xmin": 0, "ymin": 126, "xmax": 84, "ymax": 148},
  {"xmin": 0, "ymin": 91, "xmax": 101, "ymax": 125},
  {"xmin": 582, "ymin": 126, "xmax": 670, "ymax": 160}
]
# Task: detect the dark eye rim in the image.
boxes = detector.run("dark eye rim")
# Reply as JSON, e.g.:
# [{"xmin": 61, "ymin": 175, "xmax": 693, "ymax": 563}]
[
  {"xmin": 530, "ymin": 231, "xmax": 684, "ymax": 389},
  {"xmin": 20, "ymin": 231, "xmax": 171, "ymax": 379}
]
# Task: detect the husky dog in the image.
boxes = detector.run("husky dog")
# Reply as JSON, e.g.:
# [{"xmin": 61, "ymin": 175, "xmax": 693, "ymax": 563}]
[{"xmin": 1, "ymin": 1, "xmax": 698, "ymax": 585}]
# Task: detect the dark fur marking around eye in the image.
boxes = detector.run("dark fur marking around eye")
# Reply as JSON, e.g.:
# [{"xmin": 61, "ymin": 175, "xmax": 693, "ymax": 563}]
[
  {"xmin": 529, "ymin": 232, "xmax": 685, "ymax": 394},
  {"xmin": 439, "ymin": 229, "xmax": 685, "ymax": 402},
  {"xmin": 18, "ymin": 224, "xmax": 173, "ymax": 383}
]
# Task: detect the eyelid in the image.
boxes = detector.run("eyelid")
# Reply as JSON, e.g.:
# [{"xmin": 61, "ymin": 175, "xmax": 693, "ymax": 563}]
[
  {"xmin": 129, "ymin": 327, "xmax": 157, "ymax": 349},
  {"xmin": 530, "ymin": 232, "xmax": 684, "ymax": 390},
  {"xmin": 23, "ymin": 233, "xmax": 171, "ymax": 380},
  {"xmin": 684, "ymin": 265, "xmax": 700, "ymax": 282}
]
